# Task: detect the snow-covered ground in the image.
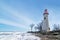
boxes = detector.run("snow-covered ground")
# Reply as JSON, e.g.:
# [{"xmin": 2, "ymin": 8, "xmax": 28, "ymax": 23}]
[{"xmin": 0, "ymin": 32, "xmax": 40, "ymax": 40}]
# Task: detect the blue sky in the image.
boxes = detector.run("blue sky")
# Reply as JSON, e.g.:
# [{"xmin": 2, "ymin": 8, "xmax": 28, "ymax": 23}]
[{"xmin": 0, "ymin": 0, "xmax": 60, "ymax": 32}]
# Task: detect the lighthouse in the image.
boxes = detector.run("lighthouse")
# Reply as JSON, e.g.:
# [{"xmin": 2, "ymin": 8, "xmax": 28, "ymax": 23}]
[{"xmin": 42, "ymin": 9, "xmax": 50, "ymax": 32}]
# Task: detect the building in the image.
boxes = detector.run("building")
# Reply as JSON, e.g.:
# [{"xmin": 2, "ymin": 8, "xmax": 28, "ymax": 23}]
[{"xmin": 42, "ymin": 9, "xmax": 50, "ymax": 32}]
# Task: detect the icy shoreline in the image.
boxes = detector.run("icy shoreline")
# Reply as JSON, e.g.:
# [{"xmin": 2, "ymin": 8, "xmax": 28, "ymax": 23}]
[{"xmin": 0, "ymin": 32, "xmax": 40, "ymax": 40}]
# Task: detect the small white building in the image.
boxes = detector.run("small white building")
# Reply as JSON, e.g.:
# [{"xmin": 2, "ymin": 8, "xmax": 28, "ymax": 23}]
[{"xmin": 42, "ymin": 9, "xmax": 50, "ymax": 32}]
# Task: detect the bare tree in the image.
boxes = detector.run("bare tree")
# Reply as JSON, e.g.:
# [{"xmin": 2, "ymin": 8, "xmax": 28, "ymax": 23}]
[
  {"xmin": 36, "ymin": 22, "xmax": 43, "ymax": 31},
  {"xmin": 30, "ymin": 24, "xmax": 34, "ymax": 32},
  {"xmin": 34, "ymin": 26, "xmax": 38, "ymax": 32},
  {"xmin": 53, "ymin": 24, "xmax": 60, "ymax": 31}
]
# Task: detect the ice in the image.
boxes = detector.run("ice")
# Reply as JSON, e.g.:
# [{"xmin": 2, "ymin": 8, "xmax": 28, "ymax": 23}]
[{"xmin": 0, "ymin": 32, "xmax": 40, "ymax": 40}]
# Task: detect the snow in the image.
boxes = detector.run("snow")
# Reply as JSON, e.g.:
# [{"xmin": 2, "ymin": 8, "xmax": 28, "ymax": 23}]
[{"xmin": 0, "ymin": 32, "xmax": 40, "ymax": 40}]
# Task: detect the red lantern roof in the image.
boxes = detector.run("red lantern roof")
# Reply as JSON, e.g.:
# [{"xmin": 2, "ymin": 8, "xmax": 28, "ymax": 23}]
[{"xmin": 43, "ymin": 9, "xmax": 49, "ymax": 15}]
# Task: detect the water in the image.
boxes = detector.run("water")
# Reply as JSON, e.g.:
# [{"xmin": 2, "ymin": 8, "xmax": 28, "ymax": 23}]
[{"xmin": 0, "ymin": 32, "xmax": 40, "ymax": 40}]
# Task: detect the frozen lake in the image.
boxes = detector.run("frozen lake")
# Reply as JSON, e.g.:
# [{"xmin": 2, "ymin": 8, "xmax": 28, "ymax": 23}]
[{"xmin": 0, "ymin": 32, "xmax": 40, "ymax": 40}]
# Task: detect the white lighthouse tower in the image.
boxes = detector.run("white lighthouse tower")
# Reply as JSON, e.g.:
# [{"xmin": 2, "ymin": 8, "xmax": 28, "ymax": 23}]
[{"xmin": 42, "ymin": 9, "xmax": 50, "ymax": 32}]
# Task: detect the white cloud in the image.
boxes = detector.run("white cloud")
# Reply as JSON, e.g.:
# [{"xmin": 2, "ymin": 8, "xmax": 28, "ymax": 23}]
[
  {"xmin": 0, "ymin": 19, "xmax": 26, "ymax": 28},
  {"xmin": 0, "ymin": 3, "xmax": 35, "ymax": 26}
]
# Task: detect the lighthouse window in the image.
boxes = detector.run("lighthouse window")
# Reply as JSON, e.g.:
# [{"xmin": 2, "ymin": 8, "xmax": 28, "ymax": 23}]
[{"xmin": 44, "ymin": 17, "xmax": 46, "ymax": 19}]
